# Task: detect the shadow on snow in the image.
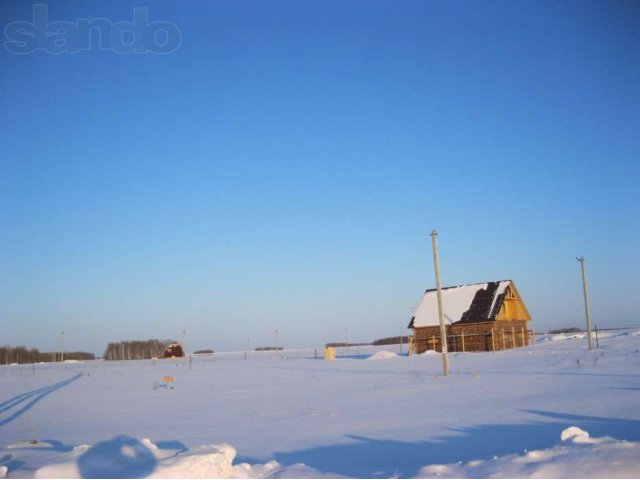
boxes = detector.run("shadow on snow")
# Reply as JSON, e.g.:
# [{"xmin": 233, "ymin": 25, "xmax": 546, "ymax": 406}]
[
  {"xmin": 0, "ymin": 454, "xmax": 25, "ymax": 474},
  {"xmin": 3, "ymin": 437, "xmax": 188, "ymax": 479},
  {"xmin": 77, "ymin": 436, "xmax": 157, "ymax": 479},
  {"xmin": 0, "ymin": 374, "xmax": 83, "ymax": 427},
  {"xmin": 271, "ymin": 410, "xmax": 640, "ymax": 478}
]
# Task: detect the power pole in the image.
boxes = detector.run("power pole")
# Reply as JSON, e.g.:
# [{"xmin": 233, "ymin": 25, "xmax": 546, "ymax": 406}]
[
  {"xmin": 275, "ymin": 329, "xmax": 279, "ymax": 351},
  {"xmin": 183, "ymin": 330, "xmax": 187, "ymax": 356},
  {"xmin": 431, "ymin": 230, "xmax": 450, "ymax": 376},
  {"xmin": 61, "ymin": 331, "xmax": 65, "ymax": 364},
  {"xmin": 576, "ymin": 256, "xmax": 593, "ymax": 350}
]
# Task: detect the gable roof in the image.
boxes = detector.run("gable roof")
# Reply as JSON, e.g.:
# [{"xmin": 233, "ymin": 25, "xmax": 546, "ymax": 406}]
[{"xmin": 408, "ymin": 280, "xmax": 512, "ymax": 328}]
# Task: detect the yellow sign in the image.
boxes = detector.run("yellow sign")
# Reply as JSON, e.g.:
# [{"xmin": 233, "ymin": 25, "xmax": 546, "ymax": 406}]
[
  {"xmin": 163, "ymin": 376, "xmax": 174, "ymax": 383},
  {"xmin": 324, "ymin": 346, "xmax": 336, "ymax": 360}
]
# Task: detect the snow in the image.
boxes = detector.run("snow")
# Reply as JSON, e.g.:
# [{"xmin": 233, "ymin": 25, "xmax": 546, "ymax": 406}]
[
  {"xmin": 415, "ymin": 427, "xmax": 640, "ymax": 478},
  {"xmin": 411, "ymin": 281, "xmax": 511, "ymax": 327},
  {"xmin": 413, "ymin": 283, "xmax": 487, "ymax": 327},
  {"xmin": 1, "ymin": 329, "xmax": 640, "ymax": 478},
  {"xmin": 560, "ymin": 426, "xmax": 591, "ymax": 443},
  {"xmin": 33, "ymin": 429, "xmax": 639, "ymax": 479},
  {"xmin": 29, "ymin": 439, "xmax": 341, "ymax": 479},
  {"xmin": 366, "ymin": 350, "xmax": 398, "ymax": 360},
  {"xmin": 32, "ymin": 440, "xmax": 237, "ymax": 479}
]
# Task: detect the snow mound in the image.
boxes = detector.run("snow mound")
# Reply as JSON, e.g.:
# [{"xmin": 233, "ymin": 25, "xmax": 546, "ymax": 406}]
[
  {"xmin": 0, "ymin": 466, "xmax": 7, "ymax": 478},
  {"xmin": 415, "ymin": 428, "xmax": 639, "ymax": 478},
  {"xmin": 420, "ymin": 349, "xmax": 439, "ymax": 355},
  {"xmin": 551, "ymin": 333, "xmax": 585, "ymax": 341},
  {"xmin": 30, "ymin": 437, "xmax": 334, "ymax": 479},
  {"xmin": 34, "ymin": 437, "xmax": 237, "ymax": 479},
  {"xmin": 561, "ymin": 426, "xmax": 593, "ymax": 443},
  {"xmin": 8, "ymin": 440, "xmax": 59, "ymax": 449},
  {"xmin": 367, "ymin": 350, "xmax": 398, "ymax": 360},
  {"xmin": 149, "ymin": 443, "xmax": 236, "ymax": 478}
]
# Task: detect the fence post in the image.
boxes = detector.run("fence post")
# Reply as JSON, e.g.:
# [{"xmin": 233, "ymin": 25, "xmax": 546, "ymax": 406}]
[
  {"xmin": 501, "ymin": 330, "xmax": 506, "ymax": 350},
  {"xmin": 461, "ymin": 331, "xmax": 465, "ymax": 352},
  {"xmin": 491, "ymin": 329, "xmax": 495, "ymax": 351},
  {"xmin": 511, "ymin": 327, "xmax": 516, "ymax": 349}
]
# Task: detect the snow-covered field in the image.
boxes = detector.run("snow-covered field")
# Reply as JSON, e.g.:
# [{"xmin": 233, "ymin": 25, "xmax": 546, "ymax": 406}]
[{"xmin": 1, "ymin": 330, "xmax": 639, "ymax": 478}]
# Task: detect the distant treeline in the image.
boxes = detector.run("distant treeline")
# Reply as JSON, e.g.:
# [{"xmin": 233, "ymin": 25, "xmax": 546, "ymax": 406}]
[
  {"xmin": 548, "ymin": 327, "xmax": 581, "ymax": 334},
  {"xmin": 255, "ymin": 346, "xmax": 283, "ymax": 351},
  {"xmin": 372, "ymin": 336, "xmax": 410, "ymax": 346},
  {"xmin": 103, "ymin": 339, "xmax": 176, "ymax": 361},
  {"xmin": 325, "ymin": 336, "xmax": 411, "ymax": 348},
  {"xmin": 0, "ymin": 345, "xmax": 94, "ymax": 365}
]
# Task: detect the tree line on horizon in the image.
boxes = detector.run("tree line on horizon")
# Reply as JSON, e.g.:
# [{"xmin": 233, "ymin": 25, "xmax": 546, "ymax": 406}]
[
  {"xmin": 103, "ymin": 339, "xmax": 177, "ymax": 361},
  {"xmin": 0, "ymin": 344, "xmax": 95, "ymax": 365},
  {"xmin": 325, "ymin": 335, "xmax": 411, "ymax": 348}
]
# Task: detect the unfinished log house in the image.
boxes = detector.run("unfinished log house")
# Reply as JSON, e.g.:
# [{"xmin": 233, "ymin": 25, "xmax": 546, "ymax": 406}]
[
  {"xmin": 408, "ymin": 280, "xmax": 532, "ymax": 353},
  {"xmin": 163, "ymin": 342, "xmax": 184, "ymax": 358}
]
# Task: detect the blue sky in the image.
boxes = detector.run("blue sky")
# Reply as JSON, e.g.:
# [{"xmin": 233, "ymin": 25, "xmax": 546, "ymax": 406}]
[{"xmin": 1, "ymin": 0, "xmax": 638, "ymax": 355}]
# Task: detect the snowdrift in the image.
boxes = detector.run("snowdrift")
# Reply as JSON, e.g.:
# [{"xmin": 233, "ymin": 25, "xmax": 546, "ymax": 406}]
[
  {"xmin": 416, "ymin": 427, "xmax": 640, "ymax": 478},
  {"xmin": 30, "ymin": 437, "xmax": 336, "ymax": 479},
  {"xmin": 366, "ymin": 350, "xmax": 398, "ymax": 360},
  {"xmin": 20, "ymin": 428, "xmax": 640, "ymax": 479}
]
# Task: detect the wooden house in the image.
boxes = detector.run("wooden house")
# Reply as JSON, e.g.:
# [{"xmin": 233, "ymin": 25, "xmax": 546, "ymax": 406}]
[
  {"xmin": 163, "ymin": 343, "xmax": 184, "ymax": 358},
  {"xmin": 408, "ymin": 280, "xmax": 532, "ymax": 353}
]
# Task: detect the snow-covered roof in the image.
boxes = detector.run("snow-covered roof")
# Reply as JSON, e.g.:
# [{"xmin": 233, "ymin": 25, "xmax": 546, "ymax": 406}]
[{"xmin": 409, "ymin": 280, "xmax": 512, "ymax": 328}]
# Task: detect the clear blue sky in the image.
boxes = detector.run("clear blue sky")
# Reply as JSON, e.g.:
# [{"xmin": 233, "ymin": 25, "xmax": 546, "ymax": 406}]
[{"xmin": 1, "ymin": 0, "xmax": 638, "ymax": 355}]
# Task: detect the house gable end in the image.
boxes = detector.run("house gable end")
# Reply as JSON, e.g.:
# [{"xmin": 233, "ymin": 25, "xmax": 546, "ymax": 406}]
[{"xmin": 495, "ymin": 282, "xmax": 531, "ymax": 321}]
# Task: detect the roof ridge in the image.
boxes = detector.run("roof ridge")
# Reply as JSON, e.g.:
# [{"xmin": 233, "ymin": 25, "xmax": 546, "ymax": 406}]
[{"xmin": 424, "ymin": 279, "xmax": 511, "ymax": 293}]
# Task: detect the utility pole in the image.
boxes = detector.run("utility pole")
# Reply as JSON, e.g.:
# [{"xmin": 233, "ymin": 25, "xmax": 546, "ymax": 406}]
[
  {"xmin": 183, "ymin": 330, "xmax": 187, "ymax": 356},
  {"xmin": 61, "ymin": 331, "xmax": 65, "ymax": 364},
  {"xmin": 431, "ymin": 230, "xmax": 450, "ymax": 376},
  {"xmin": 275, "ymin": 329, "xmax": 279, "ymax": 351},
  {"xmin": 576, "ymin": 256, "xmax": 593, "ymax": 350},
  {"xmin": 400, "ymin": 307, "xmax": 416, "ymax": 355}
]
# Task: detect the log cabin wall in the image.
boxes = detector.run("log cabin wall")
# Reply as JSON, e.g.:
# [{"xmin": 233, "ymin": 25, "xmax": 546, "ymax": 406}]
[{"xmin": 412, "ymin": 320, "xmax": 531, "ymax": 353}]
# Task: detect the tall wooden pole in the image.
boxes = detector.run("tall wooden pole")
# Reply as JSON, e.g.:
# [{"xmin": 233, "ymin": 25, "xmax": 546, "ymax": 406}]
[
  {"xmin": 430, "ymin": 230, "xmax": 450, "ymax": 376},
  {"xmin": 576, "ymin": 257, "xmax": 593, "ymax": 350},
  {"xmin": 61, "ymin": 331, "xmax": 64, "ymax": 363}
]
